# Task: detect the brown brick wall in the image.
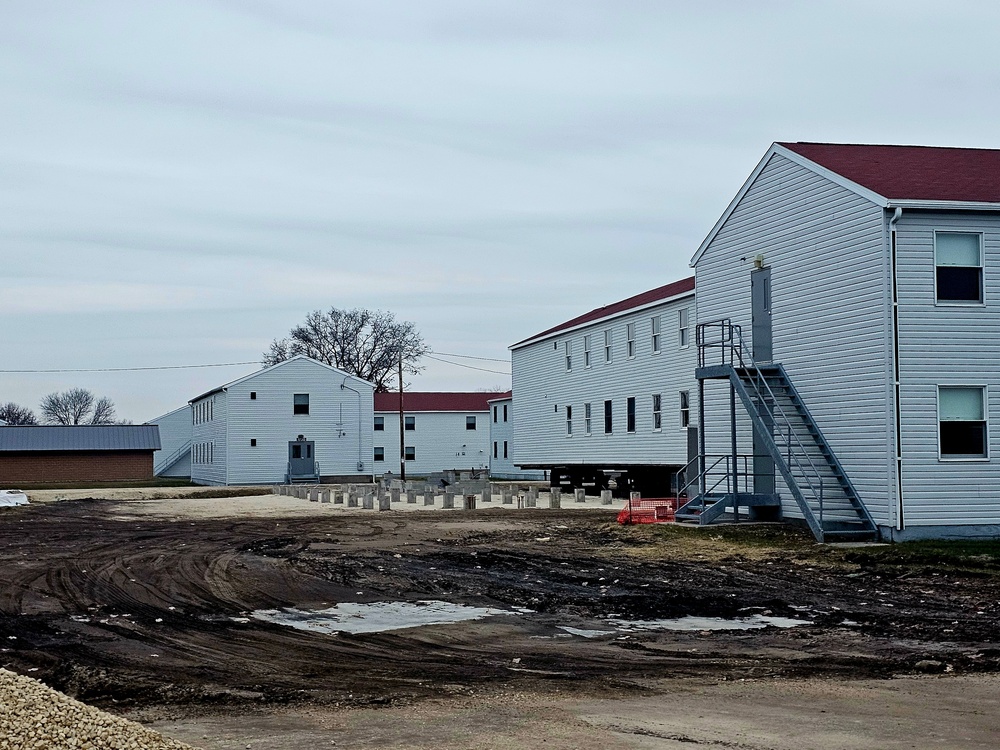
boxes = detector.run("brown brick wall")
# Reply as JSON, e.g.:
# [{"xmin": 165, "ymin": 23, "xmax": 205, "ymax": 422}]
[{"xmin": 0, "ymin": 451, "xmax": 154, "ymax": 484}]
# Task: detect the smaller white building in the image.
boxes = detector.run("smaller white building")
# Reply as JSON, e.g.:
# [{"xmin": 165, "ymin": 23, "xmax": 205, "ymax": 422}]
[
  {"xmin": 148, "ymin": 405, "xmax": 192, "ymax": 478},
  {"xmin": 487, "ymin": 393, "xmax": 546, "ymax": 480},
  {"xmin": 373, "ymin": 392, "xmax": 499, "ymax": 478},
  {"xmin": 188, "ymin": 356, "xmax": 375, "ymax": 485}
]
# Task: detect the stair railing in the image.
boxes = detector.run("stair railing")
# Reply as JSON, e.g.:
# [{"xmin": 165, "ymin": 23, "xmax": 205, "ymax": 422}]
[
  {"xmin": 677, "ymin": 453, "xmax": 751, "ymax": 516},
  {"xmin": 155, "ymin": 440, "xmax": 191, "ymax": 474},
  {"xmin": 698, "ymin": 320, "xmax": 830, "ymax": 524}
]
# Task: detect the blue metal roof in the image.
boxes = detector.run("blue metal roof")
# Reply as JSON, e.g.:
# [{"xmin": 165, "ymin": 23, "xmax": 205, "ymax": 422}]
[{"xmin": 0, "ymin": 425, "xmax": 161, "ymax": 452}]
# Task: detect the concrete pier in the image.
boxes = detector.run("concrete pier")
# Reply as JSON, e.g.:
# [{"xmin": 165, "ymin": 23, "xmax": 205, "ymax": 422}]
[
  {"xmin": 443, "ymin": 492, "xmax": 455, "ymax": 509},
  {"xmin": 549, "ymin": 488, "xmax": 561, "ymax": 509},
  {"xmin": 575, "ymin": 488, "xmax": 586, "ymax": 503},
  {"xmin": 601, "ymin": 489, "xmax": 613, "ymax": 505}
]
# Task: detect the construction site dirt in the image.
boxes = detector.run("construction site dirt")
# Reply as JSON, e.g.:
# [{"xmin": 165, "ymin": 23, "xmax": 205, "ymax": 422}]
[{"xmin": 3, "ymin": 493, "xmax": 1000, "ymax": 749}]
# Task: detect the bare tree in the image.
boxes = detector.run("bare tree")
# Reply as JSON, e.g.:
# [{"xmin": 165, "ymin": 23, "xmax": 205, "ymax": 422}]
[
  {"xmin": 0, "ymin": 402, "xmax": 38, "ymax": 425},
  {"xmin": 263, "ymin": 308, "xmax": 429, "ymax": 392},
  {"xmin": 40, "ymin": 388, "xmax": 118, "ymax": 425}
]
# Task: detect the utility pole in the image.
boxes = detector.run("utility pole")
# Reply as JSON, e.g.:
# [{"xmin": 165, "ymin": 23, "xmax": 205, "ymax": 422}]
[{"xmin": 398, "ymin": 348, "xmax": 406, "ymax": 481}]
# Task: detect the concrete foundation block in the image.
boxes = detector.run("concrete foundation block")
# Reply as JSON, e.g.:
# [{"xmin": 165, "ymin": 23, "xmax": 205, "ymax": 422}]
[
  {"xmin": 630, "ymin": 491, "xmax": 641, "ymax": 501},
  {"xmin": 347, "ymin": 493, "xmax": 358, "ymax": 508},
  {"xmin": 464, "ymin": 494, "xmax": 477, "ymax": 511},
  {"xmin": 443, "ymin": 492, "xmax": 455, "ymax": 509},
  {"xmin": 601, "ymin": 489, "xmax": 613, "ymax": 505},
  {"xmin": 379, "ymin": 494, "xmax": 391, "ymax": 511},
  {"xmin": 549, "ymin": 488, "xmax": 561, "ymax": 509},
  {"xmin": 502, "ymin": 491, "xmax": 513, "ymax": 505},
  {"xmin": 406, "ymin": 490, "xmax": 417, "ymax": 504},
  {"xmin": 575, "ymin": 488, "xmax": 586, "ymax": 503},
  {"xmin": 309, "ymin": 488, "xmax": 319, "ymax": 502},
  {"xmin": 362, "ymin": 494, "xmax": 374, "ymax": 510},
  {"xmin": 423, "ymin": 492, "xmax": 435, "ymax": 506},
  {"xmin": 334, "ymin": 491, "xmax": 344, "ymax": 504},
  {"xmin": 391, "ymin": 488, "xmax": 401, "ymax": 504},
  {"xmin": 320, "ymin": 489, "xmax": 331, "ymax": 503}
]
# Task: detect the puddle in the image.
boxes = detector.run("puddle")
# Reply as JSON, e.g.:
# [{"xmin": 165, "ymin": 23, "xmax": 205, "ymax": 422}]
[
  {"xmin": 558, "ymin": 626, "xmax": 615, "ymax": 638},
  {"xmin": 250, "ymin": 600, "xmax": 512, "ymax": 634},
  {"xmin": 607, "ymin": 615, "xmax": 812, "ymax": 632}
]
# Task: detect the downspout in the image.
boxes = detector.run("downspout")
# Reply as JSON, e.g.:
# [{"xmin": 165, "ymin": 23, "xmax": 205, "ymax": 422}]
[
  {"xmin": 888, "ymin": 207, "xmax": 904, "ymax": 534},
  {"xmin": 340, "ymin": 378, "xmax": 365, "ymax": 473}
]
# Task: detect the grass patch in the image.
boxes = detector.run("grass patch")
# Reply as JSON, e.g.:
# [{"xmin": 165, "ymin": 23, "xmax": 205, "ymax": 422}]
[{"xmin": 845, "ymin": 538, "xmax": 1000, "ymax": 573}]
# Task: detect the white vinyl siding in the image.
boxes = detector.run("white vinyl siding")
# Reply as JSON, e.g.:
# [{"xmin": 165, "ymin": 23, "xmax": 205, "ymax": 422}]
[
  {"xmin": 895, "ymin": 212, "xmax": 1000, "ymax": 525},
  {"xmin": 694, "ymin": 152, "xmax": 891, "ymax": 525},
  {"xmin": 150, "ymin": 405, "xmax": 192, "ymax": 477},
  {"xmin": 511, "ymin": 292, "xmax": 696, "ymax": 469},
  {"xmin": 376, "ymin": 409, "xmax": 492, "ymax": 477},
  {"xmin": 191, "ymin": 393, "xmax": 227, "ymax": 485},
  {"xmin": 487, "ymin": 397, "xmax": 545, "ymax": 480}
]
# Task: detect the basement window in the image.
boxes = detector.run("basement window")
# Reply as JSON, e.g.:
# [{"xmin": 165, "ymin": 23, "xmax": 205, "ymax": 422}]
[
  {"xmin": 936, "ymin": 232, "xmax": 983, "ymax": 303},
  {"xmin": 939, "ymin": 386, "xmax": 988, "ymax": 459},
  {"xmin": 293, "ymin": 394, "xmax": 309, "ymax": 415}
]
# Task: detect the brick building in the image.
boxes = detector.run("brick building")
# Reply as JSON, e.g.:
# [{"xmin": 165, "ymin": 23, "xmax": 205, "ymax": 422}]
[{"xmin": 0, "ymin": 425, "xmax": 161, "ymax": 484}]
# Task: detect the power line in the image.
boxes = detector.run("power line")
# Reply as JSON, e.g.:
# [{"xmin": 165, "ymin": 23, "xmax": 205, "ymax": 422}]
[
  {"xmin": 0, "ymin": 361, "xmax": 259, "ymax": 374},
  {"xmin": 429, "ymin": 351, "xmax": 509, "ymax": 363},
  {"xmin": 424, "ymin": 354, "xmax": 511, "ymax": 375}
]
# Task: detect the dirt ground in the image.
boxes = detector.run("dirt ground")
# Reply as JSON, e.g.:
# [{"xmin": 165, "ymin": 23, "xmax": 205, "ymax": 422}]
[{"xmin": 3, "ymin": 490, "xmax": 1000, "ymax": 748}]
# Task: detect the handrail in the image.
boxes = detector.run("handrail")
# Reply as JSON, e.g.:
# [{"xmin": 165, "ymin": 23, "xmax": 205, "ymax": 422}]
[
  {"xmin": 155, "ymin": 440, "xmax": 191, "ymax": 473},
  {"xmin": 697, "ymin": 319, "xmax": 830, "ymax": 523},
  {"xmin": 678, "ymin": 453, "xmax": 752, "ymax": 516}
]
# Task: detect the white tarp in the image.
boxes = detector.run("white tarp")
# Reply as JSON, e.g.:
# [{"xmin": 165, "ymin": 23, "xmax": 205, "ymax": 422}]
[{"xmin": 0, "ymin": 490, "xmax": 28, "ymax": 507}]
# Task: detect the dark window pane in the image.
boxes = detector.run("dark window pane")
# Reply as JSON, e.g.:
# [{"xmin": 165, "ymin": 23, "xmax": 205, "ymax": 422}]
[
  {"xmin": 466, "ymin": 416, "xmax": 476, "ymax": 430},
  {"xmin": 292, "ymin": 445, "xmax": 302, "ymax": 459},
  {"xmin": 627, "ymin": 397, "xmax": 636, "ymax": 433},
  {"xmin": 604, "ymin": 400, "xmax": 613, "ymax": 434},
  {"xmin": 293, "ymin": 394, "xmax": 309, "ymax": 414},
  {"xmin": 941, "ymin": 421, "xmax": 987, "ymax": 456},
  {"xmin": 937, "ymin": 267, "xmax": 982, "ymax": 302},
  {"xmin": 405, "ymin": 416, "xmax": 415, "ymax": 430}
]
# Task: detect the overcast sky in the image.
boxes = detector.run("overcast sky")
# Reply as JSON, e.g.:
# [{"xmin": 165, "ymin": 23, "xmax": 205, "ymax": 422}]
[{"xmin": 3, "ymin": 1, "xmax": 1000, "ymax": 422}]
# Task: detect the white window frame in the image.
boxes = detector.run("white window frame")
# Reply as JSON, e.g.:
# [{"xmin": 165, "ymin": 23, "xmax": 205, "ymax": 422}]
[
  {"xmin": 584, "ymin": 402, "xmax": 592, "ymax": 435},
  {"xmin": 652, "ymin": 393, "xmax": 662, "ymax": 431},
  {"xmin": 680, "ymin": 390, "xmax": 690, "ymax": 429},
  {"xmin": 651, "ymin": 316, "xmax": 661, "ymax": 354},
  {"xmin": 374, "ymin": 446, "xmax": 385, "ymax": 462},
  {"xmin": 604, "ymin": 330, "xmax": 612, "ymax": 363},
  {"xmin": 937, "ymin": 385, "xmax": 989, "ymax": 461},
  {"xmin": 565, "ymin": 340, "xmax": 572, "ymax": 371},
  {"xmin": 679, "ymin": 308, "xmax": 690, "ymax": 348},
  {"xmin": 934, "ymin": 231, "xmax": 984, "ymax": 306},
  {"xmin": 583, "ymin": 335, "xmax": 591, "ymax": 368},
  {"xmin": 566, "ymin": 405, "xmax": 573, "ymax": 436},
  {"xmin": 626, "ymin": 322, "xmax": 636, "ymax": 359},
  {"xmin": 374, "ymin": 416, "xmax": 384, "ymax": 431}
]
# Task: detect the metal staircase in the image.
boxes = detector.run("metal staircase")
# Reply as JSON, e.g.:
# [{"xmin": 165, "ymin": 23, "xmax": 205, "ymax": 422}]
[
  {"xmin": 678, "ymin": 320, "xmax": 879, "ymax": 543},
  {"xmin": 154, "ymin": 441, "xmax": 191, "ymax": 476}
]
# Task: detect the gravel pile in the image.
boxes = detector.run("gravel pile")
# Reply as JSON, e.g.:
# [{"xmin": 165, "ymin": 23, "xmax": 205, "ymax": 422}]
[{"xmin": 0, "ymin": 668, "xmax": 198, "ymax": 749}]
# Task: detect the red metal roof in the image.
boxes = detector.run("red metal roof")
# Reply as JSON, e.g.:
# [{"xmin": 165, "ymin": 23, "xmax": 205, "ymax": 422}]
[
  {"xmin": 374, "ymin": 392, "xmax": 504, "ymax": 413},
  {"xmin": 779, "ymin": 142, "xmax": 1000, "ymax": 203},
  {"xmin": 512, "ymin": 276, "xmax": 695, "ymax": 347}
]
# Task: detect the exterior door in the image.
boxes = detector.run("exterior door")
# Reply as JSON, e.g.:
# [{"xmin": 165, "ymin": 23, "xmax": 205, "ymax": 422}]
[
  {"xmin": 751, "ymin": 267, "xmax": 772, "ymax": 363},
  {"xmin": 288, "ymin": 440, "xmax": 315, "ymax": 477}
]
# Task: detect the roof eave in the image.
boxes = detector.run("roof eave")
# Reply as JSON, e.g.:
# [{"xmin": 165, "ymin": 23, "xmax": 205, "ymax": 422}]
[
  {"xmin": 887, "ymin": 199, "xmax": 1000, "ymax": 211},
  {"xmin": 509, "ymin": 287, "xmax": 695, "ymax": 351}
]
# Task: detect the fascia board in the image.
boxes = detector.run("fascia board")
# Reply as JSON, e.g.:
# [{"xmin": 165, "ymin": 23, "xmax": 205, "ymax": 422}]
[
  {"xmin": 888, "ymin": 199, "xmax": 1000, "ymax": 212},
  {"xmin": 508, "ymin": 289, "xmax": 695, "ymax": 351}
]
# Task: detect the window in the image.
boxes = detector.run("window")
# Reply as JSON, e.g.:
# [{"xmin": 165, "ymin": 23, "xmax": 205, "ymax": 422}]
[
  {"xmin": 493, "ymin": 406, "xmax": 498, "ymax": 422},
  {"xmin": 493, "ymin": 442, "xmax": 498, "ymax": 459},
  {"xmin": 250, "ymin": 392, "xmax": 256, "ymax": 400},
  {"xmin": 626, "ymin": 323, "xmax": 636, "ymax": 358},
  {"xmin": 604, "ymin": 330, "xmax": 612, "ymax": 363},
  {"xmin": 566, "ymin": 405, "xmax": 573, "ymax": 435},
  {"xmin": 293, "ymin": 394, "xmax": 309, "ymax": 415},
  {"xmin": 374, "ymin": 446, "xmax": 385, "ymax": 462},
  {"xmin": 939, "ymin": 386, "xmax": 987, "ymax": 458},
  {"xmin": 583, "ymin": 335, "xmax": 592, "ymax": 367},
  {"xmin": 680, "ymin": 391, "xmax": 691, "ymax": 428},
  {"xmin": 679, "ymin": 308, "xmax": 690, "ymax": 347},
  {"xmin": 405, "ymin": 446, "xmax": 416, "ymax": 461},
  {"xmin": 374, "ymin": 416, "xmax": 384, "ymax": 431},
  {"xmin": 503, "ymin": 404, "xmax": 508, "ymax": 422},
  {"xmin": 936, "ymin": 232, "xmax": 983, "ymax": 303},
  {"xmin": 565, "ymin": 340, "xmax": 572, "ymax": 371},
  {"xmin": 627, "ymin": 397, "xmax": 636, "ymax": 433},
  {"xmin": 405, "ymin": 416, "xmax": 415, "ymax": 431},
  {"xmin": 651, "ymin": 316, "xmax": 661, "ymax": 353},
  {"xmin": 466, "ymin": 416, "xmax": 477, "ymax": 430},
  {"xmin": 291, "ymin": 444, "xmax": 302, "ymax": 459},
  {"xmin": 584, "ymin": 402, "xmax": 592, "ymax": 434},
  {"xmin": 250, "ymin": 438, "xmax": 257, "ymax": 447},
  {"xmin": 604, "ymin": 400, "xmax": 613, "ymax": 434},
  {"xmin": 652, "ymin": 394, "xmax": 662, "ymax": 430},
  {"xmin": 503, "ymin": 440, "xmax": 508, "ymax": 459}
]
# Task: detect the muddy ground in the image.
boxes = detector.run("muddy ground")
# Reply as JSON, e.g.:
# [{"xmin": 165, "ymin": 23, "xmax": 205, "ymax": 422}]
[{"xmin": 3, "ymin": 494, "xmax": 1000, "ymax": 748}]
